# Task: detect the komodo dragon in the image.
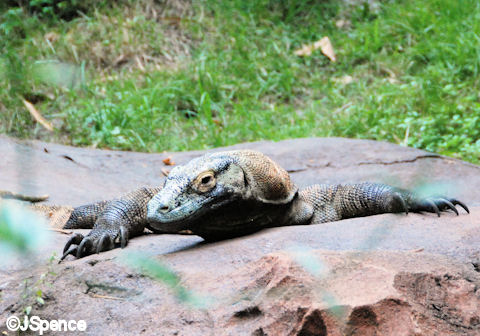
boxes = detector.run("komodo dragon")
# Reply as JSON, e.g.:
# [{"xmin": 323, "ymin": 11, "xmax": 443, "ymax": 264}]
[{"xmin": 60, "ymin": 150, "xmax": 469, "ymax": 260}]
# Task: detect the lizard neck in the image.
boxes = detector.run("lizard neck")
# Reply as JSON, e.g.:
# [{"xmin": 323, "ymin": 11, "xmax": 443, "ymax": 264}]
[{"xmin": 190, "ymin": 198, "xmax": 294, "ymax": 241}]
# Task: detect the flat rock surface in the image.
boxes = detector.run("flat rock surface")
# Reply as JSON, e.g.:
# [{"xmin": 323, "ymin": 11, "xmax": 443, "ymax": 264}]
[{"xmin": 1, "ymin": 136, "xmax": 479, "ymax": 335}]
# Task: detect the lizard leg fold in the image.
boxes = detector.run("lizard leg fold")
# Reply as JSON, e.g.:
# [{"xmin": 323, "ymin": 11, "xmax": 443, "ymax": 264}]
[{"xmin": 63, "ymin": 200, "xmax": 109, "ymax": 229}]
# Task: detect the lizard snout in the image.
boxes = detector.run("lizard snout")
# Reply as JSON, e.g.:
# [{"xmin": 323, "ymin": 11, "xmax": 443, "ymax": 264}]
[
  {"xmin": 157, "ymin": 203, "xmax": 171, "ymax": 213},
  {"xmin": 147, "ymin": 193, "xmax": 174, "ymax": 222}
]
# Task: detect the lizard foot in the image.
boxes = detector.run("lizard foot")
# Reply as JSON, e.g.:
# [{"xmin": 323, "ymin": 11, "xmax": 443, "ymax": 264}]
[
  {"xmin": 60, "ymin": 226, "xmax": 129, "ymax": 261},
  {"xmin": 409, "ymin": 196, "xmax": 469, "ymax": 217}
]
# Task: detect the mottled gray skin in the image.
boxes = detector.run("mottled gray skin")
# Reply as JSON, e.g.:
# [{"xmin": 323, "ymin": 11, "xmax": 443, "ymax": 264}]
[{"xmin": 61, "ymin": 150, "xmax": 469, "ymax": 260}]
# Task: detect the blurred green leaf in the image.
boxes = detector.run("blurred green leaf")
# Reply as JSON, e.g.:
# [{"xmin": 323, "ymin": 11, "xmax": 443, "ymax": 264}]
[
  {"xmin": 122, "ymin": 252, "xmax": 210, "ymax": 308},
  {"xmin": 0, "ymin": 201, "xmax": 49, "ymax": 255},
  {"xmin": 33, "ymin": 61, "xmax": 86, "ymax": 89}
]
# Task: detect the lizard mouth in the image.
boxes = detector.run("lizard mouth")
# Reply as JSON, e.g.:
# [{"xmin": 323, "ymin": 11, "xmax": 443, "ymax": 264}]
[{"xmin": 146, "ymin": 195, "xmax": 232, "ymax": 231}]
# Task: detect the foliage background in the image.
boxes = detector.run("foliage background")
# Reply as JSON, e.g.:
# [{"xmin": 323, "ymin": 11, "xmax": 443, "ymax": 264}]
[{"xmin": 1, "ymin": 0, "xmax": 479, "ymax": 163}]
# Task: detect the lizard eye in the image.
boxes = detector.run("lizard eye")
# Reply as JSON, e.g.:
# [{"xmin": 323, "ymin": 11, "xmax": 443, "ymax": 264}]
[
  {"xmin": 201, "ymin": 175, "xmax": 212, "ymax": 184},
  {"xmin": 194, "ymin": 170, "xmax": 216, "ymax": 193}
]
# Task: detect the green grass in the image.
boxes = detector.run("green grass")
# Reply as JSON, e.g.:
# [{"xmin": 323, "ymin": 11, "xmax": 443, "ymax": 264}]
[{"xmin": 1, "ymin": 0, "xmax": 479, "ymax": 163}]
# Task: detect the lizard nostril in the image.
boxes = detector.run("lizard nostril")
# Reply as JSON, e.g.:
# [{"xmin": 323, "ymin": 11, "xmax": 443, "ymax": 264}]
[{"xmin": 159, "ymin": 205, "xmax": 170, "ymax": 213}]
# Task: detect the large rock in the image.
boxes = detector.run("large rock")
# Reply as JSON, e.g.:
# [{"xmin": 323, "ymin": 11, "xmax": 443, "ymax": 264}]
[{"xmin": 0, "ymin": 136, "xmax": 479, "ymax": 335}]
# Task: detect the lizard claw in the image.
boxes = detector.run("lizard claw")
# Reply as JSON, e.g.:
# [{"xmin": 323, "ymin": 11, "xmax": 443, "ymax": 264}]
[
  {"xmin": 392, "ymin": 192, "xmax": 408, "ymax": 215},
  {"xmin": 96, "ymin": 233, "xmax": 114, "ymax": 254},
  {"xmin": 426, "ymin": 199, "xmax": 441, "ymax": 217},
  {"xmin": 450, "ymin": 199, "xmax": 469, "ymax": 213},
  {"xmin": 409, "ymin": 195, "xmax": 469, "ymax": 216},
  {"xmin": 120, "ymin": 226, "xmax": 129, "ymax": 248},
  {"xmin": 60, "ymin": 246, "xmax": 78, "ymax": 262},
  {"xmin": 63, "ymin": 233, "xmax": 84, "ymax": 254},
  {"xmin": 60, "ymin": 226, "xmax": 131, "ymax": 261},
  {"xmin": 435, "ymin": 198, "xmax": 458, "ymax": 215},
  {"xmin": 76, "ymin": 237, "xmax": 93, "ymax": 258}
]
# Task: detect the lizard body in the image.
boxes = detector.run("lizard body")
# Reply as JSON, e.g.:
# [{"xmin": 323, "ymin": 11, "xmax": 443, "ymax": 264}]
[{"xmin": 60, "ymin": 150, "xmax": 469, "ymax": 260}]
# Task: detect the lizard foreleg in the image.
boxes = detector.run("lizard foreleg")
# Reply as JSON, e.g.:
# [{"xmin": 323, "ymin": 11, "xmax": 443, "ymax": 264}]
[{"xmin": 298, "ymin": 183, "xmax": 469, "ymax": 224}]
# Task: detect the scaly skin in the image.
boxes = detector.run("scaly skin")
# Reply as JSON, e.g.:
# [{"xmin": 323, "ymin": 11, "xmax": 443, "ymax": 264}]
[{"xmin": 60, "ymin": 150, "xmax": 469, "ymax": 260}]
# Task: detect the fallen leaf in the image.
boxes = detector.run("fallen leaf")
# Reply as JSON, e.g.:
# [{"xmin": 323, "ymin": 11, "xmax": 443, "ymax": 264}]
[
  {"xmin": 335, "ymin": 19, "xmax": 351, "ymax": 29},
  {"xmin": 135, "ymin": 56, "xmax": 145, "ymax": 72},
  {"xmin": 44, "ymin": 32, "xmax": 59, "ymax": 43},
  {"xmin": 0, "ymin": 190, "xmax": 49, "ymax": 202},
  {"xmin": 294, "ymin": 44, "xmax": 314, "ymax": 57},
  {"xmin": 91, "ymin": 294, "xmax": 123, "ymax": 300},
  {"xmin": 212, "ymin": 118, "xmax": 223, "ymax": 126},
  {"xmin": 315, "ymin": 36, "xmax": 336, "ymax": 62},
  {"xmin": 48, "ymin": 228, "xmax": 73, "ymax": 235},
  {"xmin": 334, "ymin": 75, "xmax": 354, "ymax": 85},
  {"xmin": 294, "ymin": 36, "xmax": 336, "ymax": 62},
  {"xmin": 388, "ymin": 77, "xmax": 399, "ymax": 84},
  {"xmin": 113, "ymin": 54, "xmax": 128, "ymax": 67},
  {"xmin": 23, "ymin": 99, "xmax": 54, "ymax": 131},
  {"xmin": 162, "ymin": 157, "xmax": 175, "ymax": 166},
  {"xmin": 159, "ymin": 16, "xmax": 182, "ymax": 25}
]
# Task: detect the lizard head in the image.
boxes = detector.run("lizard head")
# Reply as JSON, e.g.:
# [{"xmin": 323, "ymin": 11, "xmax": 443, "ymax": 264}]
[{"xmin": 146, "ymin": 150, "xmax": 297, "ymax": 231}]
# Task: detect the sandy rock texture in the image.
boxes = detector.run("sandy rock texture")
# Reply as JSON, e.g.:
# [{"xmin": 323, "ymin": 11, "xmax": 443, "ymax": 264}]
[{"xmin": 0, "ymin": 136, "xmax": 479, "ymax": 335}]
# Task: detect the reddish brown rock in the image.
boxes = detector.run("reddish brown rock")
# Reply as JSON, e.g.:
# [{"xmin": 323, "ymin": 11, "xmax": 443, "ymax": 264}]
[
  {"xmin": 0, "ymin": 136, "xmax": 479, "ymax": 335},
  {"xmin": 212, "ymin": 251, "xmax": 480, "ymax": 336}
]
